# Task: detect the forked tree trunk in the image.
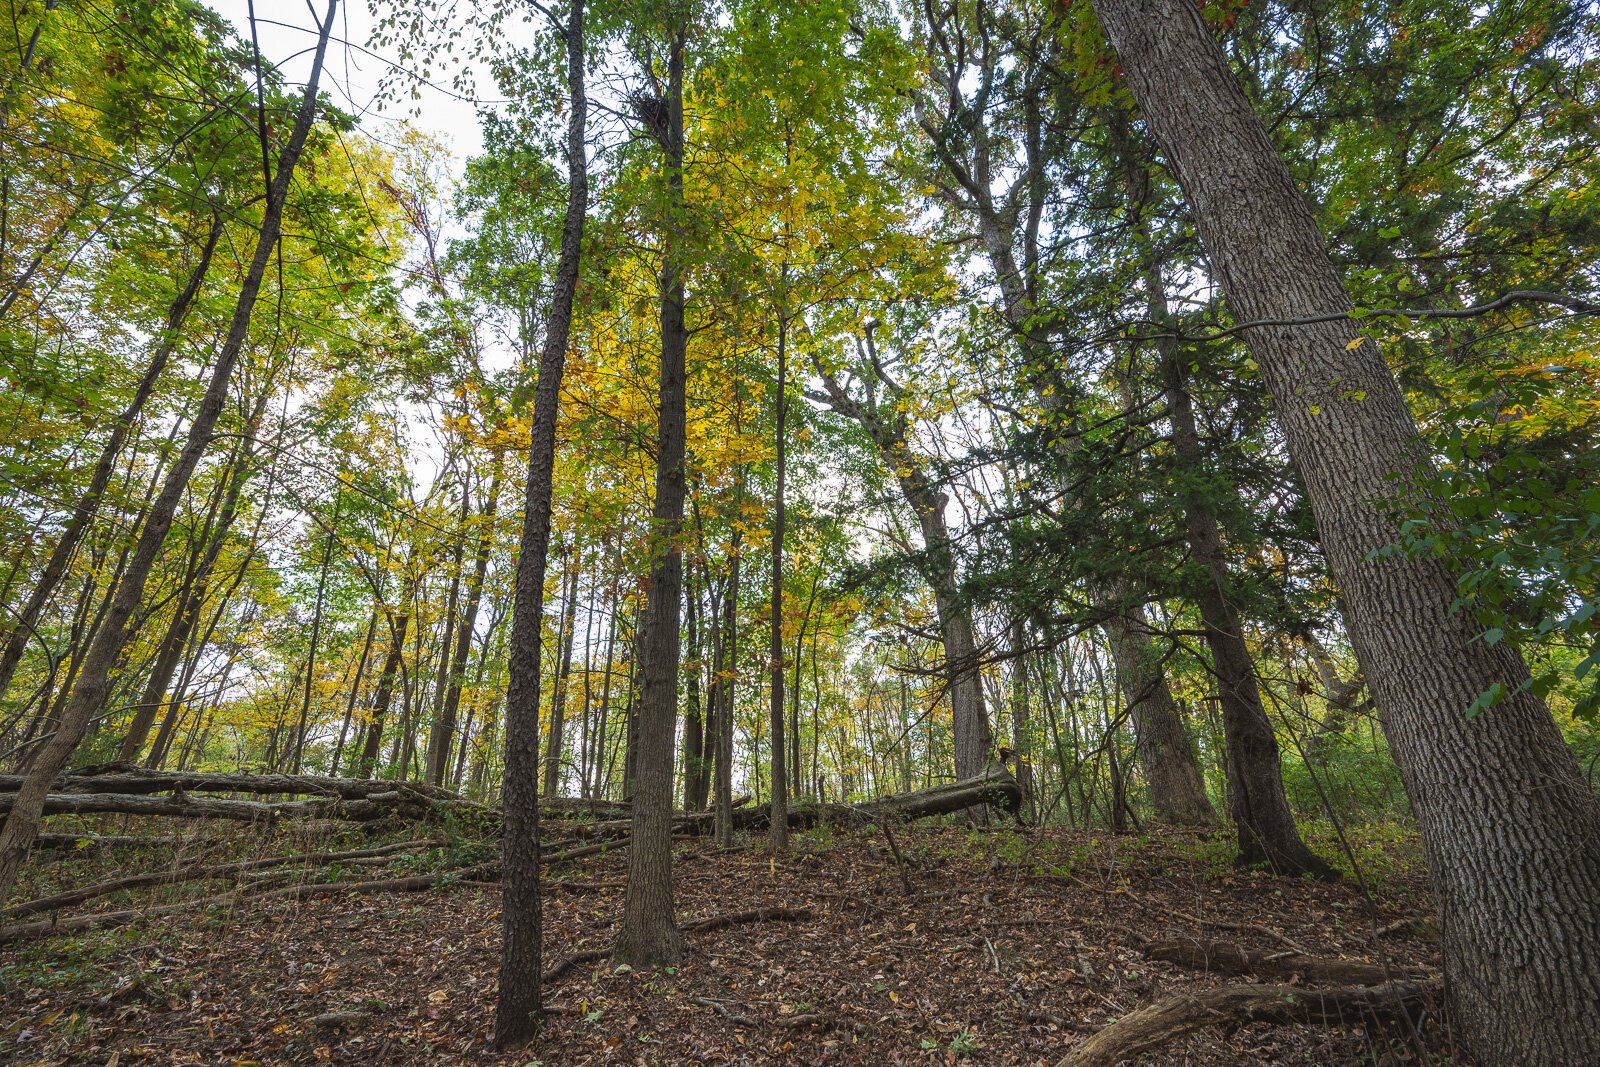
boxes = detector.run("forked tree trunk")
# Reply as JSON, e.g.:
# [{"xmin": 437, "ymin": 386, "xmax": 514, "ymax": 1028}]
[
  {"xmin": 494, "ymin": 0, "xmax": 588, "ymax": 1046},
  {"xmin": 614, "ymin": 25, "xmax": 688, "ymax": 969},
  {"xmin": 1089, "ymin": 1, "xmax": 1600, "ymax": 1061},
  {"xmin": 0, "ymin": 2, "xmax": 339, "ymax": 904}
]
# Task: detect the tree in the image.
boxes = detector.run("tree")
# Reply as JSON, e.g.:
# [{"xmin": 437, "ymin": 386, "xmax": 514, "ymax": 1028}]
[
  {"xmin": 1087, "ymin": 1, "xmax": 1600, "ymax": 1061},
  {"xmin": 0, "ymin": 0, "xmax": 341, "ymax": 904},
  {"xmin": 613, "ymin": 11, "xmax": 689, "ymax": 971},
  {"xmin": 495, "ymin": 0, "xmax": 589, "ymax": 1046}
]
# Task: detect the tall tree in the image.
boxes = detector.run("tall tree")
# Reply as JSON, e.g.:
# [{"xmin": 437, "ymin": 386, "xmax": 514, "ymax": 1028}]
[
  {"xmin": 0, "ymin": 0, "xmax": 340, "ymax": 903},
  {"xmin": 1088, "ymin": 1, "xmax": 1600, "ymax": 1061},
  {"xmin": 495, "ymin": 0, "xmax": 589, "ymax": 1046},
  {"xmin": 613, "ymin": 14, "xmax": 689, "ymax": 970}
]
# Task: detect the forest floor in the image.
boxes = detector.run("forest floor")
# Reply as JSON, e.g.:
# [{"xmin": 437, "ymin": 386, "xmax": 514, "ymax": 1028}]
[{"xmin": 2, "ymin": 820, "xmax": 1449, "ymax": 1066}]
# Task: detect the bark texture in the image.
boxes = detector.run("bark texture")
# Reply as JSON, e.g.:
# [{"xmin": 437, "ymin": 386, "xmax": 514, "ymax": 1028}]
[
  {"xmin": 494, "ymin": 1, "xmax": 587, "ymax": 1046},
  {"xmin": 614, "ymin": 25, "xmax": 688, "ymax": 969},
  {"xmin": 1090, "ymin": 1, "xmax": 1600, "ymax": 1061}
]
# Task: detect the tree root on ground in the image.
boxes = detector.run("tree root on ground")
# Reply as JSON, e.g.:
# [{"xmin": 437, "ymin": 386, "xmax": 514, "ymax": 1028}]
[
  {"xmin": 1055, "ymin": 979, "xmax": 1440, "ymax": 1067},
  {"xmin": 1145, "ymin": 935, "xmax": 1432, "ymax": 985}
]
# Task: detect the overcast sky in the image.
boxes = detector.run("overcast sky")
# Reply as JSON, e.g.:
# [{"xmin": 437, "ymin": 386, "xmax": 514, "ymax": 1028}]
[{"xmin": 209, "ymin": 0, "xmax": 496, "ymax": 177}]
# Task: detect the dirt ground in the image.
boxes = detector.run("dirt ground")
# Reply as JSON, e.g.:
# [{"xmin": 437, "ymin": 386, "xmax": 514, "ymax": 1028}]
[{"xmin": 1, "ymin": 823, "xmax": 1449, "ymax": 1065}]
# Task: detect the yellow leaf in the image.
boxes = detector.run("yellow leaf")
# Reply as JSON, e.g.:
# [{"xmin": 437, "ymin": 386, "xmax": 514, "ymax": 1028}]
[
  {"xmin": 889, "ymin": 990, "xmax": 901, "ymax": 1003},
  {"xmin": 1345, "ymin": 336, "xmax": 1366, "ymax": 350}
]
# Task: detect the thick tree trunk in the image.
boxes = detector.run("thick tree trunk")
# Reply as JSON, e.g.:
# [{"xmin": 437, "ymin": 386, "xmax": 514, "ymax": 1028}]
[
  {"xmin": 0, "ymin": 3, "xmax": 338, "ymax": 905},
  {"xmin": 614, "ymin": 26, "xmax": 687, "ymax": 969},
  {"xmin": 1090, "ymin": 1, "xmax": 1600, "ymax": 1061},
  {"xmin": 1158, "ymin": 323, "xmax": 1328, "ymax": 878},
  {"xmin": 357, "ymin": 614, "xmax": 409, "ymax": 778},
  {"xmin": 494, "ymin": 0, "xmax": 587, "ymax": 1046}
]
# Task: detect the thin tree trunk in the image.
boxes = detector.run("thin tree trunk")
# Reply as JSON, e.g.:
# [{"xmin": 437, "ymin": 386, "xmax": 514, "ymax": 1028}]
[
  {"xmin": 1090, "ymin": 2, "xmax": 1600, "ymax": 1059},
  {"xmin": 542, "ymin": 539, "xmax": 580, "ymax": 797},
  {"xmin": 494, "ymin": 0, "xmax": 586, "ymax": 1045},
  {"xmin": 0, "ymin": 1, "xmax": 338, "ymax": 903},
  {"xmin": 431, "ymin": 468, "xmax": 500, "ymax": 786},
  {"xmin": 0, "ymin": 216, "xmax": 223, "ymax": 705},
  {"xmin": 713, "ymin": 474, "xmax": 743, "ymax": 849},
  {"xmin": 357, "ymin": 613, "xmax": 409, "ymax": 777},
  {"xmin": 331, "ymin": 613, "xmax": 376, "ymax": 776},
  {"xmin": 767, "ymin": 305, "xmax": 789, "ymax": 851}
]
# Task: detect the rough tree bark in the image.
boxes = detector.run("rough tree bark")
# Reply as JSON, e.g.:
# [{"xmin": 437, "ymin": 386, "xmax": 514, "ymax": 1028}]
[
  {"xmin": 494, "ymin": 0, "xmax": 587, "ymax": 1047},
  {"xmin": 614, "ymin": 23, "xmax": 687, "ymax": 969},
  {"xmin": 1089, "ymin": 1, "xmax": 1600, "ymax": 1061},
  {"xmin": 0, "ymin": 0, "xmax": 339, "ymax": 904}
]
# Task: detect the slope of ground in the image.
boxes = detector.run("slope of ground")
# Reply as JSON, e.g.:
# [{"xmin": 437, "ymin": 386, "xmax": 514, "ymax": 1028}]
[{"xmin": 2, "ymin": 823, "xmax": 1446, "ymax": 1065}]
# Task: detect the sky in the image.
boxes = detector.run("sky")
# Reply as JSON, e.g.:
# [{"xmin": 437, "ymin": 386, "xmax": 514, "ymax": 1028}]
[{"xmin": 208, "ymin": 0, "xmax": 495, "ymax": 179}]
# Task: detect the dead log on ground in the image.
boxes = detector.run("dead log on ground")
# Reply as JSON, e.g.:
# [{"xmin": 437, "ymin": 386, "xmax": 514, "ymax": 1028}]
[
  {"xmin": 1056, "ymin": 979, "xmax": 1439, "ymax": 1067},
  {"xmin": 1146, "ymin": 936, "xmax": 1432, "ymax": 985},
  {"xmin": 0, "ymin": 791, "xmax": 434, "ymax": 823},
  {"xmin": 6, "ymin": 764, "xmax": 1017, "ymax": 833},
  {"xmin": 2, "ymin": 839, "xmax": 443, "ymax": 920}
]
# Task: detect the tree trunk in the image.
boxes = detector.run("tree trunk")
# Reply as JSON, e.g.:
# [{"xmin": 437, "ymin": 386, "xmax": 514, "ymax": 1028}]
[
  {"xmin": 767, "ymin": 307, "xmax": 789, "ymax": 851},
  {"xmin": 1100, "ymin": 604, "xmax": 1214, "ymax": 825},
  {"xmin": 614, "ymin": 25, "xmax": 688, "ymax": 969},
  {"xmin": 357, "ymin": 613, "xmax": 409, "ymax": 778},
  {"xmin": 1089, "ymin": 2, "xmax": 1600, "ymax": 1061},
  {"xmin": 713, "ymin": 478, "xmax": 743, "ymax": 849},
  {"xmin": 0, "ymin": 2, "xmax": 338, "ymax": 905},
  {"xmin": 1157, "ymin": 311, "xmax": 1327, "ymax": 878},
  {"xmin": 680, "ymin": 568, "xmax": 706, "ymax": 809},
  {"xmin": 432, "ymin": 469, "xmax": 500, "ymax": 787},
  {"xmin": 542, "ymin": 539, "xmax": 580, "ymax": 797},
  {"xmin": 0, "ymin": 215, "xmax": 223, "ymax": 706},
  {"xmin": 494, "ymin": 0, "xmax": 587, "ymax": 1045}
]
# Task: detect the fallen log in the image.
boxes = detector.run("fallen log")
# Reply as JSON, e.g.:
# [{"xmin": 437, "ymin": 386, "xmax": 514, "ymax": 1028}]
[
  {"xmin": 0, "ymin": 765, "xmax": 466, "ymax": 803},
  {"xmin": 32, "ymin": 833, "xmax": 195, "ymax": 851},
  {"xmin": 1145, "ymin": 936, "xmax": 1430, "ymax": 985},
  {"xmin": 857, "ymin": 762, "xmax": 1022, "ymax": 822},
  {"xmin": 0, "ymin": 791, "xmax": 431, "ymax": 822},
  {"xmin": 2, "ymin": 839, "xmax": 443, "ymax": 920},
  {"xmin": 1056, "ymin": 980, "xmax": 1439, "ymax": 1067},
  {"xmin": 7, "ymin": 764, "xmax": 1020, "ymax": 834}
]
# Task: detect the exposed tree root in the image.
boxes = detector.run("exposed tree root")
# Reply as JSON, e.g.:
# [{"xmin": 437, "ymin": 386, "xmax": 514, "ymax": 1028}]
[
  {"xmin": 1055, "ymin": 979, "xmax": 1440, "ymax": 1067},
  {"xmin": 543, "ymin": 905, "xmax": 818, "ymax": 988},
  {"xmin": 1145, "ymin": 936, "xmax": 1431, "ymax": 985}
]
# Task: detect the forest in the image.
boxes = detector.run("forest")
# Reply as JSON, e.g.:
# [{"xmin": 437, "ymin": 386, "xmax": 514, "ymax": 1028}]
[{"xmin": 1, "ymin": 0, "xmax": 1598, "ymax": 1063}]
